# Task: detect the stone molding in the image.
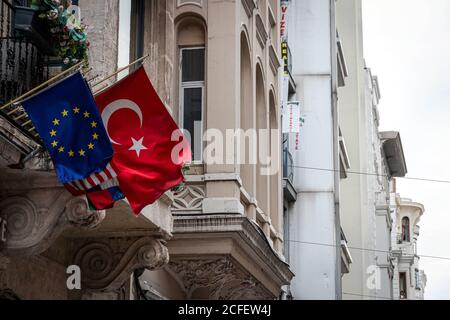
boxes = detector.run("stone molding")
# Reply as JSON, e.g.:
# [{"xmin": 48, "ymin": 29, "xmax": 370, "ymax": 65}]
[
  {"xmin": 173, "ymin": 215, "xmax": 294, "ymax": 287},
  {"xmin": 168, "ymin": 257, "xmax": 273, "ymax": 299},
  {"xmin": 241, "ymin": 0, "xmax": 256, "ymax": 17},
  {"xmin": 172, "ymin": 185, "xmax": 205, "ymax": 214}
]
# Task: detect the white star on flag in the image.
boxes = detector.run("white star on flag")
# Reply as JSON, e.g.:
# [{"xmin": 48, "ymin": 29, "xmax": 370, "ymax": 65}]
[{"xmin": 129, "ymin": 137, "xmax": 148, "ymax": 157}]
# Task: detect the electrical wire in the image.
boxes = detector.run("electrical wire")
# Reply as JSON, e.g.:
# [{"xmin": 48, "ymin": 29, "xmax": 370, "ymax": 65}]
[
  {"xmin": 342, "ymin": 292, "xmax": 393, "ymax": 300},
  {"xmin": 286, "ymin": 239, "xmax": 450, "ymax": 262},
  {"xmin": 289, "ymin": 165, "xmax": 450, "ymax": 185}
]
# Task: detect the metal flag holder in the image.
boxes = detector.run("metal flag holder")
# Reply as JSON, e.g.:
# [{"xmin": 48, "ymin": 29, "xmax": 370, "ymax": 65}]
[{"xmin": 0, "ymin": 54, "xmax": 149, "ymax": 168}]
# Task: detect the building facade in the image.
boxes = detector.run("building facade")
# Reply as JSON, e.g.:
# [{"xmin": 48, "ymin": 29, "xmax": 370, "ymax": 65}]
[
  {"xmin": 0, "ymin": 0, "xmax": 174, "ymax": 300},
  {"xmin": 0, "ymin": 0, "xmax": 293, "ymax": 300},
  {"xmin": 336, "ymin": 0, "xmax": 410, "ymax": 300},
  {"xmin": 285, "ymin": 0, "xmax": 353, "ymax": 300},
  {"xmin": 134, "ymin": 0, "xmax": 293, "ymax": 300},
  {"xmin": 390, "ymin": 194, "xmax": 426, "ymax": 300}
]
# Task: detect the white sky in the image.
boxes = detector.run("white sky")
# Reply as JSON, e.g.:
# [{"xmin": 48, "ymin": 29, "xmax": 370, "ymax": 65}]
[{"xmin": 362, "ymin": 0, "xmax": 450, "ymax": 299}]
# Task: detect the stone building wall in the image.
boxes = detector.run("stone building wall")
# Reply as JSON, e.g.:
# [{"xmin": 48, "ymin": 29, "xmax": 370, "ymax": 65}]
[{"xmin": 80, "ymin": 0, "xmax": 120, "ymax": 83}]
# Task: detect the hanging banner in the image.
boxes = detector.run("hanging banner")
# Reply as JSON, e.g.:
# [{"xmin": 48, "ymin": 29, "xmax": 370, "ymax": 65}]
[
  {"xmin": 280, "ymin": 0, "xmax": 291, "ymax": 113},
  {"xmin": 280, "ymin": 0, "xmax": 289, "ymax": 42},
  {"xmin": 282, "ymin": 101, "xmax": 301, "ymax": 133}
]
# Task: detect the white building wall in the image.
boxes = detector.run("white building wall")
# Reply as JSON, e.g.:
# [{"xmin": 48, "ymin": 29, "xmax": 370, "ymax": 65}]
[
  {"xmin": 287, "ymin": 0, "xmax": 341, "ymax": 300},
  {"xmin": 335, "ymin": 0, "xmax": 369, "ymax": 300},
  {"xmin": 391, "ymin": 195, "xmax": 426, "ymax": 300}
]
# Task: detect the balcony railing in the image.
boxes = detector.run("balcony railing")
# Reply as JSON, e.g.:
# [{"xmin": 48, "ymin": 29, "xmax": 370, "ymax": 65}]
[
  {"xmin": 1, "ymin": 0, "xmax": 49, "ymax": 105},
  {"xmin": 1, "ymin": 0, "xmax": 50, "ymax": 145}
]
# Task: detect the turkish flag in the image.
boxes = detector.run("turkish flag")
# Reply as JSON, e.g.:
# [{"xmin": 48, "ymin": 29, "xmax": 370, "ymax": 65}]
[{"xmin": 93, "ymin": 67, "xmax": 191, "ymax": 215}]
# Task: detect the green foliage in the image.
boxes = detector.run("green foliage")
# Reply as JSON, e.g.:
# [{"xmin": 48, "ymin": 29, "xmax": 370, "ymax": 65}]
[
  {"xmin": 31, "ymin": 0, "xmax": 89, "ymax": 69},
  {"xmin": 172, "ymin": 164, "xmax": 191, "ymax": 194}
]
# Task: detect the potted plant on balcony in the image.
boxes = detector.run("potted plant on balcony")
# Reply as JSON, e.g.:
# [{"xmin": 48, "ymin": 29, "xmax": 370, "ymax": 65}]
[{"xmin": 14, "ymin": 0, "xmax": 89, "ymax": 69}]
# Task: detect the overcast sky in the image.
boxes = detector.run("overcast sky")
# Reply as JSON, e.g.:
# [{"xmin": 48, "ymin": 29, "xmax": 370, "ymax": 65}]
[{"xmin": 362, "ymin": 0, "xmax": 450, "ymax": 300}]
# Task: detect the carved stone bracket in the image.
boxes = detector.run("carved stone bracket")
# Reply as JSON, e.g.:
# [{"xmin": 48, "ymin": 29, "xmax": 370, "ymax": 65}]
[
  {"xmin": 0, "ymin": 193, "xmax": 106, "ymax": 257},
  {"xmin": 72, "ymin": 237, "xmax": 169, "ymax": 292},
  {"xmin": 65, "ymin": 197, "xmax": 106, "ymax": 229},
  {"xmin": 168, "ymin": 257, "xmax": 273, "ymax": 300}
]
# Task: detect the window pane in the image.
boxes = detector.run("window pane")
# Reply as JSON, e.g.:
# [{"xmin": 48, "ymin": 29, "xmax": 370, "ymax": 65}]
[
  {"xmin": 182, "ymin": 49, "xmax": 205, "ymax": 82},
  {"xmin": 183, "ymin": 87, "xmax": 203, "ymax": 161}
]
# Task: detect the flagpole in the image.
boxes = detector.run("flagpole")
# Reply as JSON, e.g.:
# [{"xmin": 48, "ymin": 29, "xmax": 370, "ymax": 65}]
[
  {"xmin": 0, "ymin": 60, "xmax": 87, "ymax": 112},
  {"xmin": 91, "ymin": 54, "xmax": 149, "ymax": 88}
]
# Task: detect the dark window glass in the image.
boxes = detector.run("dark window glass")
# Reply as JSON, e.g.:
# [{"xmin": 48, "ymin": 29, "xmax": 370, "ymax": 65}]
[
  {"xmin": 399, "ymin": 273, "xmax": 407, "ymax": 299},
  {"xmin": 183, "ymin": 87, "xmax": 202, "ymax": 161},
  {"xmin": 401, "ymin": 217, "xmax": 410, "ymax": 242},
  {"xmin": 182, "ymin": 49, "xmax": 205, "ymax": 82}
]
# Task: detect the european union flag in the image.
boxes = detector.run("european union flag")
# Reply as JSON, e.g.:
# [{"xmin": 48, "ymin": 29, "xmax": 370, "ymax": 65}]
[{"xmin": 22, "ymin": 72, "xmax": 113, "ymax": 184}]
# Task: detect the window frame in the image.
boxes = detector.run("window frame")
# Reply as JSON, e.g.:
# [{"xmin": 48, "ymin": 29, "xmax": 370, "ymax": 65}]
[
  {"xmin": 401, "ymin": 216, "xmax": 411, "ymax": 243},
  {"xmin": 399, "ymin": 272, "xmax": 408, "ymax": 300},
  {"xmin": 179, "ymin": 46, "xmax": 206, "ymax": 163}
]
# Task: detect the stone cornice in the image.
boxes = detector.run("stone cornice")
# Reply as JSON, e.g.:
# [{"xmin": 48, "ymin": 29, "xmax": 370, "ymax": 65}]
[{"xmin": 173, "ymin": 214, "xmax": 294, "ymax": 286}]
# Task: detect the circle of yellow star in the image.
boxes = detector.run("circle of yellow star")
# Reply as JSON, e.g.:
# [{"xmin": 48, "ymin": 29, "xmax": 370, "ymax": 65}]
[
  {"xmin": 53, "ymin": 119, "xmax": 60, "ymax": 126},
  {"xmin": 58, "ymin": 146, "xmax": 65, "ymax": 153},
  {"xmin": 51, "ymin": 140, "xmax": 58, "ymax": 148},
  {"xmin": 92, "ymin": 133, "xmax": 99, "ymax": 140},
  {"xmin": 73, "ymin": 107, "xmax": 80, "ymax": 114},
  {"xmin": 62, "ymin": 110, "xmax": 69, "ymax": 117},
  {"xmin": 88, "ymin": 143, "xmax": 95, "ymax": 150},
  {"xmin": 79, "ymin": 149, "xmax": 86, "ymax": 157},
  {"xmin": 68, "ymin": 150, "xmax": 75, "ymax": 157},
  {"xmin": 50, "ymin": 130, "xmax": 57, "ymax": 137},
  {"xmin": 83, "ymin": 111, "xmax": 90, "ymax": 118}
]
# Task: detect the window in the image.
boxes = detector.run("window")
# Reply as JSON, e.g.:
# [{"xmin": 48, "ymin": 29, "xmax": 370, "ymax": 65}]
[
  {"xmin": 180, "ymin": 47, "xmax": 205, "ymax": 162},
  {"xmin": 399, "ymin": 272, "xmax": 407, "ymax": 299},
  {"xmin": 415, "ymin": 269, "xmax": 420, "ymax": 289},
  {"xmin": 401, "ymin": 217, "xmax": 410, "ymax": 242}
]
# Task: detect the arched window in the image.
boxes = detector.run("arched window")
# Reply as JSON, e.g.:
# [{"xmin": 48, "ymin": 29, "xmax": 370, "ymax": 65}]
[
  {"xmin": 240, "ymin": 31, "xmax": 254, "ymax": 193},
  {"xmin": 177, "ymin": 17, "xmax": 206, "ymax": 162},
  {"xmin": 256, "ymin": 63, "xmax": 268, "ymax": 215},
  {"xmin": 401, "ymin": 217, "xmax": 410, "ymax": 242}
]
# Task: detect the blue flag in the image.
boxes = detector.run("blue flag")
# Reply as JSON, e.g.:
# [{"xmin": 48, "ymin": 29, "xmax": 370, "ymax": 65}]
[{"xmin": 22, "ymin": 72, "xmax": 113, "ymax": 184}]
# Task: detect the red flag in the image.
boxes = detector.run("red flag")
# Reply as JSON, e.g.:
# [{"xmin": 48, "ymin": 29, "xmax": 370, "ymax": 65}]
[{"xmin": 94, "ymin": 67, "xmax": 191, "ymax": 215}]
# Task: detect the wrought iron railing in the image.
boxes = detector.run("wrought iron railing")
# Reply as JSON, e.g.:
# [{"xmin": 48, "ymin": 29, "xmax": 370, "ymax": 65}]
[
  {"xmin": 283, "ymin": 148, "xmax": 294, "ymax": 183},
  {"xmin": 1, "ymin": 0, "xmax": 49, "ymax": 103},
  {"xmin": 0, "ymin": 0, "xmax": 49, "ymax": 144}
]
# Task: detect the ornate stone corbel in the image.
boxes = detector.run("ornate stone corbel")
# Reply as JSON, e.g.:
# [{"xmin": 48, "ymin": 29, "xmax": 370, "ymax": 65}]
[
  {"xmin": 72, "ymin": 237, "xmax": 169, "ymax": 292},
  {"xmin": 64, "ymin": 197, "xmax": 106, "ymax": 229},
  {"xmin": 0, "ymin": 193, "xmax": 106, "ymax": 257}
]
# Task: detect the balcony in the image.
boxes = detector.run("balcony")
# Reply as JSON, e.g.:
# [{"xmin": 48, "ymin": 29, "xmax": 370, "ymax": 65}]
[
  {"xmin": 283, "ymin": 148, "xmax": 296, "ymax": 202},
  {"xmin": 1, "ymin": 0, "xmax": 51, "ymax": 161}
]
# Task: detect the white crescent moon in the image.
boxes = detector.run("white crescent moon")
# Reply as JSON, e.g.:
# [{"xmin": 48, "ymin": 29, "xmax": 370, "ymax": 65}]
[{"xmin": 101, "ymin": 99, "xmax": 144, "ymax": 145}]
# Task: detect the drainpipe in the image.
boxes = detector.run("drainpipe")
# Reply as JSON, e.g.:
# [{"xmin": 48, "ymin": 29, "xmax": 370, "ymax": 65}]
[{"xmin": 329, "ymin": 0, "xmax": 342, "ymax": 300}]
